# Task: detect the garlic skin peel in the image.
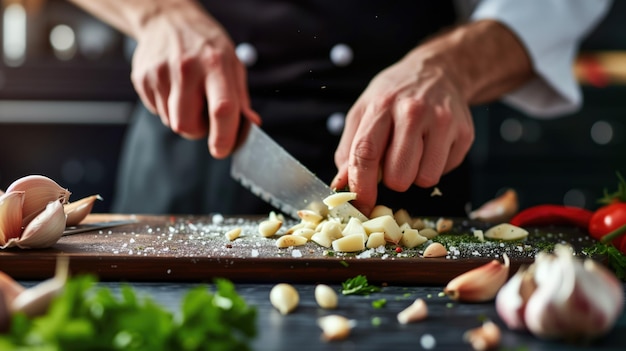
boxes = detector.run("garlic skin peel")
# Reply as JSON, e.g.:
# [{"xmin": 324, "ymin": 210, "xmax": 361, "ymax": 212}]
[{"xmin": 496, "ymin": 244, "xmax": 624, "ymax": 341}]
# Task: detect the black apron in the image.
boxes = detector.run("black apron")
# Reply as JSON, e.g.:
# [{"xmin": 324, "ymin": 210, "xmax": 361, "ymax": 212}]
[{"xmin": 112, "ymin": 0, "xmax": 469, "ymax": 217}]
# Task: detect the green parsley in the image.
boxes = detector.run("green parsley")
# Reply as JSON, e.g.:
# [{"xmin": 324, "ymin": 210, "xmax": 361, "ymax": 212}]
[
  {"xmin": 0, "ymin": 275, "xmax": 257, "ymax": 350},
  {"xmin": 583, "ymin": 242, "xmax": 626, "ymax": 280},
  {"xmin": 340, "ymin": 275, "xmax": 381, "ymax": 295},
  {"xmin": 371, "ymin": 316, "xmax": 382, "ymax": 327},
  {"xmin": 371, "ymin": 299, "xmax": 387, "ymax": 309}
]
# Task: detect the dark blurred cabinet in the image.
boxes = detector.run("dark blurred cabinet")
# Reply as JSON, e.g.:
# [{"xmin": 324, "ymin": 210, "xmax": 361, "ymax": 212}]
[
  {"xmin": 468, "ymin": 1, "xmax": 626, "ymax": 211},
  {"xmin": 0, "ymin": 0, "xmax": 135, "ymax": 212},
  {"xmin": 469, "ymin": 86, "xmax": 626, "ymax": 211}
]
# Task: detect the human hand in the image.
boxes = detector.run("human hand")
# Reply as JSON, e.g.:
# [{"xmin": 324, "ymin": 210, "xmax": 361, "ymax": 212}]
[
  {"xmin": 331, "ymin": 54, "xmax": 475, "ymax": 217},
  {"xmin": 130, "ymin": 1, "xmax": 260, "ymax": 159}
]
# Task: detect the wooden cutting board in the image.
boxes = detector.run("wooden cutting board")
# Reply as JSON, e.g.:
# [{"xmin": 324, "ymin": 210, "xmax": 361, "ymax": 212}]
[{"xmin": 0, "ymin": 214, "xmax": 595, "ymax": 285}]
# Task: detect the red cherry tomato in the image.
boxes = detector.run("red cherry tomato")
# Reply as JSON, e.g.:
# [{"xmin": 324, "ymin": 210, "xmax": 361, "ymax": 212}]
[{"xmin": 589, "ymin": 202, "xmax": 626, "ymax": 251}]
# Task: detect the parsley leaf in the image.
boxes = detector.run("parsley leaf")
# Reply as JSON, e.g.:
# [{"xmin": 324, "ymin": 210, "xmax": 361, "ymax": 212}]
[
  {"xmin": 0, "ymin": 275, "xmax": 257, "ymax": 350},
  {"xmin": 371, "ymin": 299, "xmax": 387, "ymax": 309},
  {"xmin": 341, "ymin": 275, "xmax": 381, "ymax": 295},
  {"xmin": 583, "ymin": 242, "xmax": 626, "ymax": 281}
]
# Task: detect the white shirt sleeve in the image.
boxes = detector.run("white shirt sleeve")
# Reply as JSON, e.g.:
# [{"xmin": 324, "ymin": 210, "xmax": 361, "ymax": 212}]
[{"xmin": 470, "ymin": 0, "xmax": 613, "ymax": 118}]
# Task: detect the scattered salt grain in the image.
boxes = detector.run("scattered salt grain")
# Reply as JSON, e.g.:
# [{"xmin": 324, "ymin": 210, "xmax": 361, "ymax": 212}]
[
  {"xmin": 291, "ymin": 250, "xmax": 302, "ymax": 258},
  {"xmin": 251, "ymin": 249, "xmax": 259, "ymax": 257},
  {"xmin": 420, "ymin": 334, "xmax": 436, "ymax": 349},
  {"xmin": 212, "ymin": 214, "xmax": 225, "ymax": 224}
]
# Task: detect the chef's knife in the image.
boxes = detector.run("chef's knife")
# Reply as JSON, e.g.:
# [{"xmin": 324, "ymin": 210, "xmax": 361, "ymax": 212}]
[{"xmin": 230, "ymin": 122, "xmax": 367, "ymax": 222}]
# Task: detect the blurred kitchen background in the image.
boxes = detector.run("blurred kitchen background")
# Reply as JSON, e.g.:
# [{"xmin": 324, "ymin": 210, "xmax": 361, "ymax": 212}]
[{"xmin": 0, "ymin": 0, "xmax": 625, "ymax": 214}]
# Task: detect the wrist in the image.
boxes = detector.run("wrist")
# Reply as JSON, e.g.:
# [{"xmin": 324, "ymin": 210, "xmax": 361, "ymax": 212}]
[{"xmin": 408, "ymin": 20, "xmax": 533, "ymax": 105}]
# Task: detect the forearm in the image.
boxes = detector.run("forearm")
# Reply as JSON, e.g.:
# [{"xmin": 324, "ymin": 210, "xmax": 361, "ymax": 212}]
[
  {"xmin": 68, "ymin": 0, "xmax": 205, "ymax": 38},
  {"xmin": 410, "ymin": 19, "xmax": 533, "ymax": 105}
]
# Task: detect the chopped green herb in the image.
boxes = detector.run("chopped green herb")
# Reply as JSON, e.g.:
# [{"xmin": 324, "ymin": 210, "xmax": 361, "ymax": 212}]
[
  {"xmin": 0, "ymin": 275, "xmax": 257, "ymax": 350},
  {"xmin": 446, "ymin": 302, "xmax": 454, "ymax": 308},
  {"xmin": 583, "ymin": 242, "xmax": 626, "ymax": 280},
  {"xmin": 437, "ymin": 292, "xmax": 446, "ymax": 298},
  {"xmin": 371, "ymin": 316, "xmax": 382, "ymax": 327},
  {"xmin": 339, "ymin": 260, "xmax": 349, "ymax": 268},
  {"xmin": 371, "ymin": 299, "xmax": 387, "ymax": 309},
  {"xmin": 341, "ymin": 275, "xmax": 381, "ymax": 295}
]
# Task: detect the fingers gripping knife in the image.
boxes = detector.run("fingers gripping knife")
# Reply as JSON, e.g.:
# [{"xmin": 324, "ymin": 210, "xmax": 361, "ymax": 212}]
[{"xmin": 230, "ymin": 122, "xmax": 367, "ymax": 222}]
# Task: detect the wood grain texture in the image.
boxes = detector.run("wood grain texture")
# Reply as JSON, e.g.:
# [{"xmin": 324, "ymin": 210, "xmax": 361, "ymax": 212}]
[{"xmin": 0, "ymin": 214, "xmax": 591, "ymax": 285}]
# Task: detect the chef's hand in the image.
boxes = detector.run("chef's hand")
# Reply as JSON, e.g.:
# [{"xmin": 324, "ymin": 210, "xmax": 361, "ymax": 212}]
[
  {"xmin": 331, "ymin": 57, "xmax": 474, "ymax": 217},
  {"xmin": 331, "ymin": 20, "xmax": 533, "ymax": 217},
  {"xmin": 130, "ymin": 1, "xmax": 260, "ymax": 159}
]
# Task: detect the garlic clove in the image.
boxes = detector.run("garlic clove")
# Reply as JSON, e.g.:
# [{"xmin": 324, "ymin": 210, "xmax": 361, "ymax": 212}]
[
  {"xmin": 495, "ymin": 265, "xmax": 536, "ymax": 330},
  {"xmin": 463, "ymin": 320, "xmax": 501, "ymax": 351},
  {"xmin": 444, "ymin": 254, "xmax": 510, "ymax": 302},
  {"xmin": 0, "ymin": 191, "xmax": 25, "ymax": 246},
  {"xmin": 397, "ymin": 298, "xmax": 428, "ymax": 324},
  {"xmin": 258, "ymin": 219, "xmax": 282, "ymax": 237},
  {"xmin": 323, "ymin": 192, "xmax": 357, "ymax": 210},
  {"xmin": 5, "ymin": 175, "xmax": 71, "ymax": 226},
  {"xmin": 269, "ymin": 283, "xmax": 299, "ymax": 315},
  {"xmin": 484, "ymin": 223, "xmax": 528, "ymax": 241},
  {"xmin": 435, "ymin": 217, "xmax": 453, "ymax": 233},
  {"xmin": 11, "ymin": 256, "xmax": 69, "ymax": 317},
  {"xmin": 315, "ymin": 284, "xmax": 338, "ymax": 309},
  {"xmin": 64, "ymin": 194, "xmax": 102, "ymax": 226},
  {"xmin": 423, "ymin": 242, "xmax": 447, "ymax": 258},
  {"xmin": 468, "ymin": 188, "xmax": 518, "ymax": 224},
  {"xmin": 317, "ymin": 314, "xmax": 353, "ymax": 341},
  {"xmin": 297, "ymin": 209, "xmax": 324, "ymax": 226},
  {"xmin": 0, "ymin": 271, "xmax": 25, "ymax": 306},
  {"xmin": 522, "ymin": 248, "xmax": 575, "ymax": 339},
  {"xmin": 6, "ymin": 200, "xmax": 66, "ymax": 249}
]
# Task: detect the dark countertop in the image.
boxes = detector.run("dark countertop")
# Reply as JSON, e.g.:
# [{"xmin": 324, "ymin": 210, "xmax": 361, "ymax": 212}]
[{"xmin": 26, "ymin": 281, "xmax": 620, "ymax": 351}]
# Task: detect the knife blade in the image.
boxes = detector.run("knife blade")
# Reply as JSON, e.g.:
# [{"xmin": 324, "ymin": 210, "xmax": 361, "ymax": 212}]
[
  {"xmin": 230, "ymin": 122, "xmax": 367, "ymax": 222},
  {"xmin": 63, "ymin": 219, "xmax": 139, "ymax": 236}
]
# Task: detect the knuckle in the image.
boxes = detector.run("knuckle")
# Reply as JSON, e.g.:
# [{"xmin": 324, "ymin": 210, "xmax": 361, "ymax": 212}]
[
  {"xmin": 398, "ymin": 97, "xmax": 426, "ymax": 117},
  {"xmin": 351, "ymin": 139, "xmax": 379, "ymax": 165},
  {"xmin": 212, "ymin": 99, "xmax": 237, "ymax": 119}
]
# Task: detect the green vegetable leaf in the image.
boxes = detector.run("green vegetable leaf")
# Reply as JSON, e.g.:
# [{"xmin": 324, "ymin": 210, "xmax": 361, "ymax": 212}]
[
  {"xmin": 341, "ymin": 275, "xmax": 381, "ymax": 295},
  {"xmin": 583, "ymin": 242, "xmax": 626, "ymax": 280},
  {"xmin": 0, "ymin": 275, "xmax": 257, "ymax": 350},
  {"xmin": 599, "ymin": 171, "xmax": 626, "ymax": 204},
  {"xmin": 371, "ymin": 299, "xmax": 387, "ymax": 309}
]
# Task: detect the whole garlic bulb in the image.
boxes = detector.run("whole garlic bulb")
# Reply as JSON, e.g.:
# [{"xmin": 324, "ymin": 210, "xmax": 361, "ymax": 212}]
[{"xmin": 496, "ymin": 244, "xmax": 624, "ymax": 341}]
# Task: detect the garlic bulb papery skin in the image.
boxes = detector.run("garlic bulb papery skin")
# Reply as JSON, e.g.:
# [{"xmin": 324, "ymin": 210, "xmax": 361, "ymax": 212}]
[
  {"xmin": 0, "ymin": 191, "xmax": 25, "ymax": 246},
  {"xmin": 496, "ymin": 245, "xmax": 624, "ymax": 342},
  {"xmin": 3, "ymin": 201, "xmax": 66, "ymax": 249},
  {"xmin": 5, "ymin": 175, "xmax": 70, "ymax": 225}
]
